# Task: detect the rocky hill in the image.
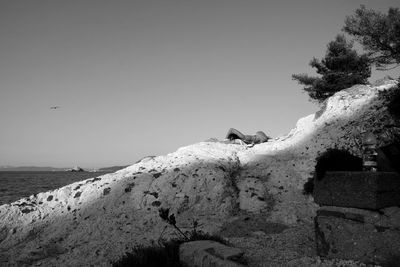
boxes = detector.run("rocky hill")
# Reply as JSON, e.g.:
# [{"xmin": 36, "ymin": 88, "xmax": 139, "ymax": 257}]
[{"xmin": 0, "ymin": 80, "xmax": 399, "ymax": 266}]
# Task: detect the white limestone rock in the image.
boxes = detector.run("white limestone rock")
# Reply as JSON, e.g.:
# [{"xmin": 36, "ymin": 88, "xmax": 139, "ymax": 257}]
[
  {"xmin": 236, "ymin": 177, "xmax": 270, "ymax": 212},
  {"xmin": 0, "ymin": 143, "xmax": 246, "ymax": 266},
  {"xmin": 0, "ymin": 80, "xmax": 399, "ymax": 266}
]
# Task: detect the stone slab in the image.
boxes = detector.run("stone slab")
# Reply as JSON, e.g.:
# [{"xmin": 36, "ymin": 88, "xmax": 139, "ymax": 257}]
[
  {"xmin": 179, "ymin": 240, "xmax": 245, "ymax": 267},
  {"xmin": 315, "ymin": 206, "xmax": 400, "ymax": 265},
  {"xmin": 314, "ymin": 171, "xmax": 400, "ymax": 209}
]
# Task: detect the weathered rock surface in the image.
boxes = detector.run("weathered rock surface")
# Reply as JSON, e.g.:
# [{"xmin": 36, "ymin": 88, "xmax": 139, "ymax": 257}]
[
  {"xmin": 0, "ymin": 80, "xmax": 399, "ymax": 266},
  {"xmin": 236, "ymin": 80, "xmax": 400, "ymax": 224},
  {"xmin": 0, "ymin": 143, "xmax": 245, "ymax": 266}
]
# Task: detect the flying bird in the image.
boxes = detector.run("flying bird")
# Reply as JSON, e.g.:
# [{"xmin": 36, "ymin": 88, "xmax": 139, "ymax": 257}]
[{"xmin": 50, "ymin": 106, "xmax": 60, "ymax": 110}]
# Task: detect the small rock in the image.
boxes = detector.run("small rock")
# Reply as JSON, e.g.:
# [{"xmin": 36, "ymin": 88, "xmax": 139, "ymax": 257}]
[{"xmin": 179, "ymin": 240, "xmax": 245, "ymax": 267}]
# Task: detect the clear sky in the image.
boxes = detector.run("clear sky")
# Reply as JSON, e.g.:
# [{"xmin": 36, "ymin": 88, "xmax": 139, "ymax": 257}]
[{"xmin": 0, "ymin": 0, "xmax": 399, "ymax": 168}]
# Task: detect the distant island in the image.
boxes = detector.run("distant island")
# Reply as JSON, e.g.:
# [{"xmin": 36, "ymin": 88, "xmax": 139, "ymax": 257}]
[
  {"xmin": 0, "ymin": 165, "xmax": 130, "ymax": 172},
  {"xmin": 65, "ymin": 166, "xmax": 85, "ymax": 172},
  {"xmin": 0, "ymin": 166, "xmax": 68, "ymax": 172}
]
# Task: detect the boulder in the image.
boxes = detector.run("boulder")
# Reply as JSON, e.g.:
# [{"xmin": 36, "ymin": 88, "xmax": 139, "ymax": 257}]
[
  {"xmin": 315, "ymin": 206, "xmax": 400, "ymax": 265},
  {"xmin": 0, "ymin": 80, "xmax": 399, "ymax": 266}
]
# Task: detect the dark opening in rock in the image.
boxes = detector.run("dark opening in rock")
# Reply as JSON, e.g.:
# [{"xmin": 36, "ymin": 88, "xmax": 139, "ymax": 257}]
[{"xmin": 315, "ymin": 149, "xmax": 362, "ymax": 180}]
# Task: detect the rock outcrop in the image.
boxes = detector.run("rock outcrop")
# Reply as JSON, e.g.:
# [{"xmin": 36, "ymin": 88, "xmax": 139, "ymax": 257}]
[{"xmin": 0, "ymin": 80, "xmax": 399, "ymax": 266}]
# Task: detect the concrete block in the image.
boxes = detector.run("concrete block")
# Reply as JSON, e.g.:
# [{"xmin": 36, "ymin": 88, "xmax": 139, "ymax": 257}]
[
  {"xmin": 314, "ymin": 171, "xmax": 400, "ymax": 209},
  {"xmin": 315, "ymin": 206, "xmax": 400, "ymax": 265}
]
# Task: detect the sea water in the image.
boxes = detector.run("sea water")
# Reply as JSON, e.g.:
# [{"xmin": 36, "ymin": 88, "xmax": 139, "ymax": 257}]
[{"xmin": 0, "ymin": 171, "xmax": 109, "ymax": 205}]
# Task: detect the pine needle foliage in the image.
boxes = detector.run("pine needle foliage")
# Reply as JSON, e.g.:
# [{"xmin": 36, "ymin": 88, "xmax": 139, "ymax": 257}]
[
  {"xmin": 293, "ymin": 35, "xmax": 371, "ymax": 103},
  {"xmin": 344, "ymin": 5, "xmax": 400, "ymax": 71}
]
